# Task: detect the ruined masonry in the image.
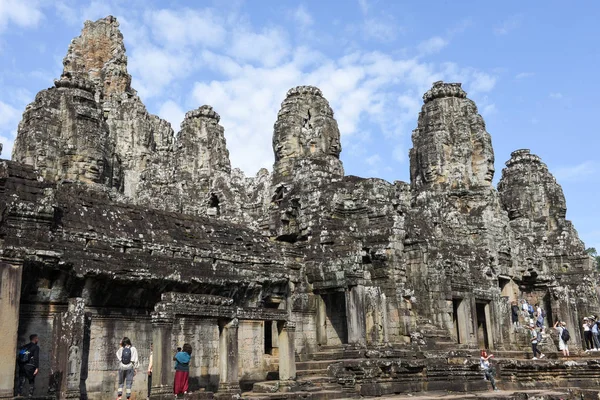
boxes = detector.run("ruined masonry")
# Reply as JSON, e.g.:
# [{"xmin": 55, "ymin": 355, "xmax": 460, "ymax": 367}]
[{"xmin": 1, "ymin": 16, "xmax": 599, "ymax": 400}]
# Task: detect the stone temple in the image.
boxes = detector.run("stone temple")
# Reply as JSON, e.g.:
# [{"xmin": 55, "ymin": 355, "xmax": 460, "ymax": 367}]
[{"xmin": 1, "ymin": 16, "xmax": 599, "ymax": 400}]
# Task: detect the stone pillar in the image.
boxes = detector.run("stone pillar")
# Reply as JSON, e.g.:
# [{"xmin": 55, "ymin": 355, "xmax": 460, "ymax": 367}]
[
  {"xmin": 277, "ymin": 321, "xmax": 296, "ymax": 381},
  {"xmin": 216, "ymin": 318, "xmax": 240, "ymax": 399},
  {"xmin": 346, "ymin": 285, "xmax": 367, "ymax": 346},
  {"xmin": 150, "ymin": 313, "xmax": 174, "ymax": 398},
  {"xmin": 48, "ymin": 297, "xmax": 87, "ymax": 399},
  {"xmin": 0, "ymin": 262, "xmax": 22, "ymax": 399},
  {"xmin": 315, "ymin": 295, "xmax": 327, "ymax": 345}
]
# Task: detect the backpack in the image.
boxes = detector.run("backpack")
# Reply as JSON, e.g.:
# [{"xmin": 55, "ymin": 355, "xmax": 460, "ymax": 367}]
[
  {"xmin": 121, "ymin": 347, "xmax": 132, "ymax": 365},
  {"xmin": 561, "ymin": 328, "xmax": 570, "ymax": 342},
  {"xmin": 541, "ymin": 309, "xmax": 546, "ymax": 318},
  {"xmin": 528, "ymin": 305, "xmax": 534, "ymax": 313},
  {"xmin": 537, "ymin": 330, "xmax": 543, "ymax": 342},
  {"xmin": 18, "ymin": 344, "xmax": 32, "ymax": 364}
]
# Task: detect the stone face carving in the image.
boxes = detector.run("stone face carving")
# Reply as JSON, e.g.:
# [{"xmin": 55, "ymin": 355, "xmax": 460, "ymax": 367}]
[
  {"xmin": 4, "ymin": 16, "xmax": 600, "ymax": 400},
  {"xmin": 273, "ymin": 85, "xmax": 343, "ymax": 185},
  {"xmin": 410, "ymin": 81, "xmax": 494, "ymax": 189},
  {"xmin": 61, "ymin": 15, "xmax": 131, "ymax": 99},
  {"xmin": 12, "ymin": 76, "xmax": 121, "ymax": 186}
]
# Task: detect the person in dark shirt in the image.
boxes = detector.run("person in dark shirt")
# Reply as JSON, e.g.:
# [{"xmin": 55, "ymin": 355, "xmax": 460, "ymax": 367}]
[
  {"xmin": 17, "ymin": 334, "xmax": 40, "ymax": 397},
  {"xmin": 511, "ymin": 301, "xmax": 520, "ymax": 329}
]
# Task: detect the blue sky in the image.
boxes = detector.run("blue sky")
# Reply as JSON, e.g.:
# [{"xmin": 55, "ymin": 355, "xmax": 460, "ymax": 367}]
[{"xmin": 0, "ymin": 0, "xmax": 598, "ymax": 250}]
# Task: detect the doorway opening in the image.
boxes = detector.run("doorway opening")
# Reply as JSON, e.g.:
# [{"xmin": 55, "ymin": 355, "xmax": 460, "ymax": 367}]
[
  {"xmin": 476, "ymin": 302, "xmax": 490, "ymax": 349},
  {"xmin": 320, "ymin": 292, "xmax": 348, "ymax": 345},
  {"xmin": 264, "ymin": 320, "xmax": 273, "ymax": 355},
  {"xmin": 453, "ymin": 298, "xmax": 464, "ymax": 344}
]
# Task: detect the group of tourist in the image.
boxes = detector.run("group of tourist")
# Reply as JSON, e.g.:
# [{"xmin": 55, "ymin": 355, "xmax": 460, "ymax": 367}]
[
  {"xmin": 509, "ymin": 299, "xmax": 573, "ymax": 359},
  {"xmin": 15, "ymin": 335, "xmax": 193, "ymax": 399},
  {"xmin": 114, "ymin": 339, "xmax": 193, "ymax": 399},
  {"xmin": 14, "ymin": 305, "xmax": 600, "ymax": 398}
]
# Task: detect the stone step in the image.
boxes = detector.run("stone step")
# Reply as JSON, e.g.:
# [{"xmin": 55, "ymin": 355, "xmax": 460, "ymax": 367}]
[
  {"xmin": 296, "ymin": 359, "xmax": 338, "ymax": 370},
  {"xmin": 297, "ymin": 368, "xmax": 329, "ymax": 377},
  {"xmin": 242, "ymin": 390, "xmax": 351, "ymax": 400},
  {"xmin": 252, "ymin": 381, "xmax": 283, "ymax": 393},
  {"xmin": 296, "ymin": 375, "xmax": 334, "ymax": 384},
  {"xmin": 311, "ymin": 349, "xmax": 364, "ymax": 360}
]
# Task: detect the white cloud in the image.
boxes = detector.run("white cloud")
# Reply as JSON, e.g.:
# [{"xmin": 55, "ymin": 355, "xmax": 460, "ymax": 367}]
[
  {"xmin": 158, "ymin": 100, "xmax": 185, "ymax": 132},
  {"xmin": 482, "ymin": 103, "xmax": 497, "ymax": 116},
  {"xmin": 0, "ymin": 0, "xmax": 43, "ymax": 32},
  {"xmin": 0, "ymin": 100, "xmax": 21, "ymax": 158},
  {"xmin": 363, "ymin": 18, "xmax": 397, "ymax": 42},
  {"xmin": 468, "ymin": 71, "xmax": 497, "ymax": 95},
  {"xmin": 553, "ymin": 161, "xmax": 597, "ymax": 182},
  {"xmin": 128, "ymin": 44, "xmax": 193, "ymax": 99},
  {"xmin": 494, "ymin": 14, "xmax": 522, "ymax": 36},
  {"xmin": 228, "ymin": 27, "xmax": 291, "ymax": 67},
  {"xmin": 147, "ymin": 9, "xmax": 226, "ymax": 49},
  {"xmin": 392, "ymin": 145, "xmax": 406, "ymax": 163},
  {"xmin": 358, "ymin": 0, "xmax": 369, "ymax": 14},
  {"xmin": 365, "ymin": 154, "xmax": 381, "ymax": 166},
  {"xmin": 515, "ymin": 72, "xmax": 535, "ymax": 79},
  {"xmin": 291, "ymin": 5, "xmax": 313, "ymax": 28},
  {"xmin": 417, "ymin": 36, "xmax": 448, "ymax": 55},
  {"xmin": 549, "ymin": 92, "xmax": 563, "ymax": 99}
]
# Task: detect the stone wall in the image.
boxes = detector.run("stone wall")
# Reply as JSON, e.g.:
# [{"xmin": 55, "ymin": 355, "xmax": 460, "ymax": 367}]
[{"xmin": 1, "ymin": 15, "xmax": 599, "ymax": 399}]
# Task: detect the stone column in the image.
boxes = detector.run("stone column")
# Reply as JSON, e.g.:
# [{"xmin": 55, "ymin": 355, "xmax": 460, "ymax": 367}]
[
  {"xmin": 216, "ymin": 318, "xmax": 240, "ymax": 399},
  {"xmin": 346, "ymin": 285, "xmax": 367, "ymax": 346},
  {"xmin": 315, "ymin": 295, "xmax": 327, "ymax": 345},
  {"xmin": 48, "ymin": 297, "xmax": 87, "ymax": 399},
  {"xmin": 0, "ymin": 262, "xmax": 22, "ymax": 399},
  {"xmin": 150, "ymin": 313, "xmax": 174, "ymax": 397},
  {"xmin": 277, "ymin": 321, "xmax": 296, "ymax": 381}
]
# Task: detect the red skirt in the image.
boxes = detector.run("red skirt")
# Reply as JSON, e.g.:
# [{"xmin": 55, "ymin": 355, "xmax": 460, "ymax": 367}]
[{"xmin": 174, "ymin": 370, "xmax": 189, "ymax": 394}]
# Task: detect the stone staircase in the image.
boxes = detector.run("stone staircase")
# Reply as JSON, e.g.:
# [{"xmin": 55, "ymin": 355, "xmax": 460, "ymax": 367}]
[
  {"xmin": 242, "ymin": 345, "xmax": 358, "ymax": 399},
  {"xmin": 415, "ymin": 319, "xmax": 458, "ymax": 350}
]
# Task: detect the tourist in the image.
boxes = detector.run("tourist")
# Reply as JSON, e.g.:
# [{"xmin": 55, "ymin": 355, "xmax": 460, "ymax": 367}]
[
  {"xmin": 147, "ymin": 343, "xmax": 153, "ymax": 400},
  {"xmin": 535, "ymin": 304, "xmax": 545, "ymax": 331},
  {"xmin": 554, "ymin": 321, "xmax": 570, "ymax": 357},
  {"xmin": 116, "ymin": 337, "xmax": 139, "ymax": 400},
  {"xmin": 511, "ymin": 301, "xmax": 520, "ymax": 329},
  {"xmin": 17, "ymin": 334, "xmax": 40, "ymax": 397},
  {"xmin": 174, "ymin": 343, "xmax": 192, "ymax": 396},
  {"xmin": 529, "ymin": 325, "xmax": 545, "ymax": 360},
  {"xmin": 583, "ymin": 317, "xmax": 594, "ymax": 351},
  {"xmin": 480, "ymin": 350, "xmax": 498, "ymax": 391},
  {"xmin": 592, "ymin": 317, "xmax": 600, "ymax": 351},
  {"xmin": 527, "ymin": 302, "xmax": 535, "ymax": 324}
]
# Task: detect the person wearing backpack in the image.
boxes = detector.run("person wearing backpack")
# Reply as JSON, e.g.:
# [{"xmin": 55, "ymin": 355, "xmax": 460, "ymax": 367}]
[
  {"xmin": 116, "ymin": 337, "xmax": 139, "ymax": 400},
  {"xmin": 173, "ymin": 343, "xmax": 193, "ymax": 396},
  {"xmin": 529, "ymin": 324, "xmax": 545, "ymax": 360},
  {"xmin": 17, "ymin": 334, "xmax": 40, "ymax": 397},
  {"xmin": 554, "ymin": 320, "xmax": 570, "ymax": 357}
]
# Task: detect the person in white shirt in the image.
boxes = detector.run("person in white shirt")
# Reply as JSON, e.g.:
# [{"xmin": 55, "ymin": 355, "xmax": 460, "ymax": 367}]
[
  {"xmin": 116, "ymin": 337, "xmax": 139, "ymax": 400},
  {"xmin": 529, "ymin": 324, "xmax": 545, "ymax": 360},
  {"xmin": 554, "ymin": 321, "xmax": 570, "ymax": 357},
  {"xmin": 480, "ymin": 350, "xmax": 498, "ymax": 391}
]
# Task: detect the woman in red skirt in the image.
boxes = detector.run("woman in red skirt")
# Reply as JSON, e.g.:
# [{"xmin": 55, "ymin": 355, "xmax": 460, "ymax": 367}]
[{"xmin": 173, "ymin": 343, "xmax": 192, "ymax": 396}]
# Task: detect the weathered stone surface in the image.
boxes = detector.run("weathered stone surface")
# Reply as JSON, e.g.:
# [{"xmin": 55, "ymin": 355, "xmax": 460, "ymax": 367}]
[
  {"xmin": 4, "ymin": 16, "xmax": 600, "ymax": 400},
  {"xmin": 273, "ymin": 85, "xmax": 343, "ymax": 185},
  {"xmin": 410, "ymin": 81, "xmax": 494, "ymax": 190}
]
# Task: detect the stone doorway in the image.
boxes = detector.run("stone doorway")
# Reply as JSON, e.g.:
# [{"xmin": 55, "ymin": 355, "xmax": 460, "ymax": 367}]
[
  {"xmin": 317, "ymin": 292, "xmax": 348, "ymax": 346},
  {"xmin": 476, "ymin": 301, "xmax": 492, "ymax": 349},
  {"xmin": 264, "ymin": 320, "xmax": 279, "ymax": 355},
  {"xmin": 452, "ymin": 298, "xmax": 469, "ymax": 344}
]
